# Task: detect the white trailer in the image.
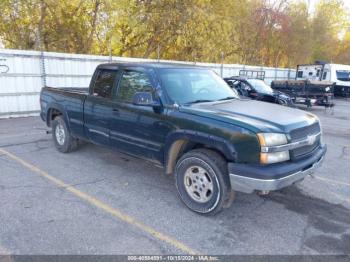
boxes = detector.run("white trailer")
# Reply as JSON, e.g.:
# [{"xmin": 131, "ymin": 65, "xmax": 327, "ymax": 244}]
[{"xmin": 296, "ymin": 62, "xmax": 350, "ymax": 97}]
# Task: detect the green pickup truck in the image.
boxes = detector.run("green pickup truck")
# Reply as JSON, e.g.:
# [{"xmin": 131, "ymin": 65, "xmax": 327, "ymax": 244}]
[{"xmin": 40, "ymin": 63, "xmax": 326, "ymax": 215}]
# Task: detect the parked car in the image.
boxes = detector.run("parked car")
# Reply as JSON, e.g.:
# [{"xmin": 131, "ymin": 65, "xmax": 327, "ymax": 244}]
[
  {"xmin": 40, "ymin": 63, "xmax": 326, "ymax": 215},
  {"xmin": 271, "ymin": 79, "xmax": 335, "ymax": 108},
  {"xmin": 224, "ymin": 76, "xmax": 294, "ymax": 106}
]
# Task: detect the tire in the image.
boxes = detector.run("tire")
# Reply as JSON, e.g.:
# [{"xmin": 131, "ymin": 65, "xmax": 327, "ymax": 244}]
[
  {"xmin": 174, "ymin": 148, "xmax": 234, "ymax": 215},
  {"xmin": 52, "ymin": 116, "xmax": 78, "ymax": 153}
]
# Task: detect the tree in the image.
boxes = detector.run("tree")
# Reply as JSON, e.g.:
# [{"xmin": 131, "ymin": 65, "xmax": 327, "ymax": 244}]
[
  {"xmin": 0, "ymin": 0, "xmax": 104, "ymax": 53},
  {"xmin": 311, "ymin": 0, "xmax": 348, "ymax": 63},
  {"xmin": 282, "ymin": 1, "xmax": 312, "ymax": 67},
  {"xmin": 1, "ymin": 0, "xmax": 349, "ymax": 67}
]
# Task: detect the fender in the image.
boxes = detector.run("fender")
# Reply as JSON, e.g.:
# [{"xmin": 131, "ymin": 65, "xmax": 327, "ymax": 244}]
[
  {"xmin": 164, "ymin": 130, "xmax": 237, "ymax": 174},
  {"xmin": 46, "ymin": 102, "xmax": 71, "ymax": 132}
]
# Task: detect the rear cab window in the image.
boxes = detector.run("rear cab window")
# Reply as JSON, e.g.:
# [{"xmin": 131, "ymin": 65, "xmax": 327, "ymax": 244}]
[{"xmin": 92, "ymin": 69, "xmax": 119, "ymax": 98}]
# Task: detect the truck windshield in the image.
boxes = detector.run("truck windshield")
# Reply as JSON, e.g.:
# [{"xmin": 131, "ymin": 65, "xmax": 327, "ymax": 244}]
[
  {"xmin": 336, "ymin": 70, "xmax": 350, "ymax": 81},
  {"xmin": 158, "ymin": 68, "xmax": 238, "ymax": 104},
  {"xmin": 247, "ymin": 79, "xmax": 273, "ymax": 94}
]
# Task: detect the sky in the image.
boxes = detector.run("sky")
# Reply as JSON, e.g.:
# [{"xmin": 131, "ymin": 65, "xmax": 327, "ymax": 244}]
[
  {"xmin": 292, "ymin": 0, "xmax": 320, "ymax": 14},
  {"xmin": 303, "ymin": 0, "xmax": 350, "ymax": 13},
  {"xmin": 306, "ymin": 0, "xmax": 320, "ymax": 13}
]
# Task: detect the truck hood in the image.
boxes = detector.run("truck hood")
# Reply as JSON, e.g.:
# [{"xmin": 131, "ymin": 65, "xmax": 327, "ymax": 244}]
[{"xmin": 180, "ymin": 99, "xmax": 318, "ymax": 133}]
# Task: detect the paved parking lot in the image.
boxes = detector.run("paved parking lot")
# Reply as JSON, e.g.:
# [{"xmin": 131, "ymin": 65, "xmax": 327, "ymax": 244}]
[{"xmin": 0, "ymin": 99, "xmax": 350, "ymax": 255}]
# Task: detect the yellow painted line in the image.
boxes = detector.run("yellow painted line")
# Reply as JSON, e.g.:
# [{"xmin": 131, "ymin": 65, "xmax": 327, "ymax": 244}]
[
  {"xmin": 0, "ymin": 148, "xmax": 199, "ymax": 255},
  {"xmin": 314, "ymin": 176, "xmax": 350, "ymax": 187}
]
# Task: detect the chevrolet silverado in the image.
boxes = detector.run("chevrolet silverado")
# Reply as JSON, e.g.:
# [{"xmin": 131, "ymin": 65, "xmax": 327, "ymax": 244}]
[{"xmin": 40, "ymin": 63, "xmax": 326, "ymax": 215}]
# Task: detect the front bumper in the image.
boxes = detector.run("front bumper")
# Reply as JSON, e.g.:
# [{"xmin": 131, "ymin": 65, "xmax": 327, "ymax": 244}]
[{"xmin": 228, "ymin": 145, "xmax": 326, "ymax": 193}]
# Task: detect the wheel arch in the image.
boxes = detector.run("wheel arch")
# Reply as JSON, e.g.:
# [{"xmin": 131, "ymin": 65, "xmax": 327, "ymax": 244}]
[
  {"xmin": 46, "ymin": 103, "xmax": 70, "ymax": 132},
  {"xmin": 164, "ymin": 130, "xmax": 237, "ymax": 175}
]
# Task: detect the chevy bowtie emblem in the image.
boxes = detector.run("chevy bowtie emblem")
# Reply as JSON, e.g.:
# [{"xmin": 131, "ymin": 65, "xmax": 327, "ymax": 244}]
[{"xmin": 307, "ymin": 134, "xmax": 316, "ymax": 145}]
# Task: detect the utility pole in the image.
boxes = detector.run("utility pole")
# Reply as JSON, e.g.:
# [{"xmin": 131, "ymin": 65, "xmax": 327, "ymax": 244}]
[
  {"xmin": 157, "ymin": 44, "xmax": 160, "ymax": 62},
  {"xmin": 38, "ymin": 0, "xmax": 46, "ymax": 88},
  {"xmin": 109, "ymin": 38, "xmax": 112, "ymax": 63},
  {"xmin": 220, "ymin": 52, "xmax": 224, "ymax": 77}
]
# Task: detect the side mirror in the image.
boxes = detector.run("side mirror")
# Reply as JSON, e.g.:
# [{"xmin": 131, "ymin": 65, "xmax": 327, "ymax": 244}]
[{"xmin": 132, "ymin": 92, "xmax": 160, "ymax": 107}]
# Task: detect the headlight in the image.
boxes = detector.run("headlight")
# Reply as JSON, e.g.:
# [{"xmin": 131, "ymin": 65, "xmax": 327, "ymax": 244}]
[
  {"xmin": 260, "ymin": 151, "xmax": 290, "ymax": 164},
  {"xmin": 257, "ymin": 133, "xmax": 289, "ymax": 164},
  {"xmin": 257, "ymin": 133, "xmax": 287, "ymax": 146}
]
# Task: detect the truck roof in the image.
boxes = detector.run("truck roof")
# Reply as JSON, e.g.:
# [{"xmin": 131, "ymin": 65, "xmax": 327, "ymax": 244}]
[{"xmin": 97, "ymin": 62, "xmax": 203, "ymax": 70}]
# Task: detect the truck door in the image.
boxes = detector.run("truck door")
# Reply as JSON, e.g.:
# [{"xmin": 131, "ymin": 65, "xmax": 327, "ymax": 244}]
[
  {"xmin": 84, "ymin": 69, "xmax": 119, "ymax": 145},
  {"xmin": 109, "ymin": 68, "xmax": 169, "ymax": 164}
]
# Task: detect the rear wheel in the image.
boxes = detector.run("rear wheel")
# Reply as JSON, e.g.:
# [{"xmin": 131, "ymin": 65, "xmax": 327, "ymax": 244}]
[
  {"xmin": 52, "ymin": 116, "xmax": 78, "ymax": 153},
  {"xmin": 175, "ymin": 148, "xmax": 234, "ymax": 215}
]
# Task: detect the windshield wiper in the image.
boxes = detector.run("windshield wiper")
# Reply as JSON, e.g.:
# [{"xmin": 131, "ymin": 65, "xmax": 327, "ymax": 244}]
[
  {"xmin": 217, "ymin": 96, "xmax": 237, "ymax": 101},
  {"xmin": 186, "ymin": 99, "xmax": 214, "ymax": 104}
]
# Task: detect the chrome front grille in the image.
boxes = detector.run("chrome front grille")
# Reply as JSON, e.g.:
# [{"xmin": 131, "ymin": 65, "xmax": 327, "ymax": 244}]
[
  {"xmin": 290, "ymin": 139, "xmax": 321, "ymax": 158},
  {"xmin": 290, "ymin": 122, "xmax": 321, "ymax": 141},
  {"xmin": 289, "ymin": 122, "xmax": 321, "ymax": 159}
]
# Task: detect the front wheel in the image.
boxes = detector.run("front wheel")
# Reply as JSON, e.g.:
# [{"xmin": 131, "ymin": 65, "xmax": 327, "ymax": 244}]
[{"xmin": 174, "ymin": 149, "xmax": 234, "ymax": 215}]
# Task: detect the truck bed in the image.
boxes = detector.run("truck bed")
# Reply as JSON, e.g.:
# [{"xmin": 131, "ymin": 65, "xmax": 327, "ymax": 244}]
[
  {"xmin": 40, "ymin": 86, "xmax": 89, "ymax": 136},
  {"xmin": 44, "ymin": 86, "xmax": 89, "ymax": 95}
]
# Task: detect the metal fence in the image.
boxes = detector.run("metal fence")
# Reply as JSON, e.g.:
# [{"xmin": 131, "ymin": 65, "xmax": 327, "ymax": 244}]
[{"xmin": 0, "ymin": 48, "xmax": 296, "ymax": 118}]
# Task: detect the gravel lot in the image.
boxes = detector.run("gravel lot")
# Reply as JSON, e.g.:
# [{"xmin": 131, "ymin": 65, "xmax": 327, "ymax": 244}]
[{"xmin": 0, "ymin": 99, "xmax": 349, "ymax": 255}]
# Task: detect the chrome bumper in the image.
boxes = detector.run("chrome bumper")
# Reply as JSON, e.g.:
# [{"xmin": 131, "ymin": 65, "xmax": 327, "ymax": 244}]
[{"xmin": 229, "ymin": 156, "xmax": 324, "ymax": 194}]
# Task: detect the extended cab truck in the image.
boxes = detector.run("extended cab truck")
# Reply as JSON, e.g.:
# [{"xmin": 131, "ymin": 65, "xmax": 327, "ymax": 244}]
[{"xmin": 40, "ymin": 63, "xmax": 327, "ymax": 215}]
